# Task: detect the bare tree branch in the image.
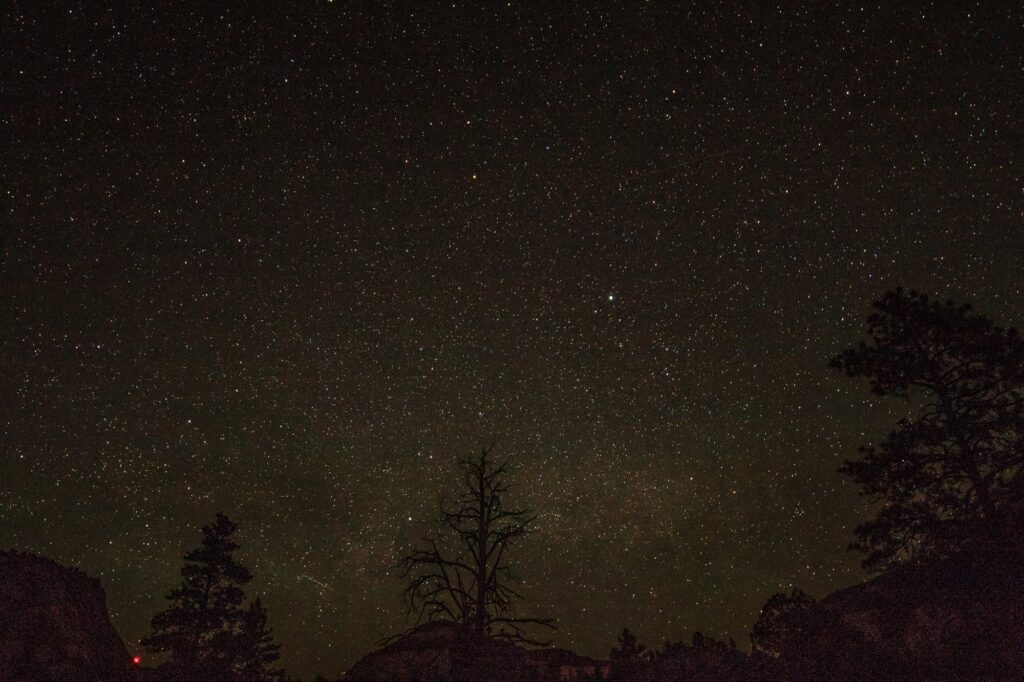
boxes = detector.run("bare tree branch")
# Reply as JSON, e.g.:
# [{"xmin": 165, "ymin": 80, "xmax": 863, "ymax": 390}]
[{"xmin": 395, "ymin": 445, "xmax": 556, "ymax": 643}]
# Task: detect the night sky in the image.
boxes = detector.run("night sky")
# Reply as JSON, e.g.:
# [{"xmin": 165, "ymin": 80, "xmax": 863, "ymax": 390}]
[{"xmin": 3, "ymin": 3, "xmax": 1022, "ymax": 679}]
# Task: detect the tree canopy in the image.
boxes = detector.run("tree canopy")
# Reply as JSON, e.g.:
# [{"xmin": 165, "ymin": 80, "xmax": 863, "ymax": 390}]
[
  {"xmin": 143, "ymin": 512, "xmax": 282, "ymax": 680},
  {"xmin": 832, "ymin": 289, "xmax": 1024, "ymax": 569}
]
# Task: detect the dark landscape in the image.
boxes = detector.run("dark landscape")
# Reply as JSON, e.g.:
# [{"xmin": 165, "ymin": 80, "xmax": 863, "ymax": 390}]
[{"xmin": 3, "ymin": 3, "xmax": 1022, "ymax": 681}]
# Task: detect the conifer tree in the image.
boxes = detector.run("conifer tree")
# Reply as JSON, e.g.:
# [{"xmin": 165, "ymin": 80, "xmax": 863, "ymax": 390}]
[
  {"xmin": 832, "ymin": 289, "xmax": 1024, "ymax": 569},
  {"xmin": 143, "ymin": 512, "xmax": 254, "ymax": 677},
  {"xmin": 230, "ymin": 599, "xmax": 284, "ymax": 681}
]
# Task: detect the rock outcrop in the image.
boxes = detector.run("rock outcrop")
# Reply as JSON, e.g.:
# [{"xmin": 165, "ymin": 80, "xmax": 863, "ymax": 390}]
[
  {"xmin": 0, "ymin": 549, "xmax": 134, "ymax": 681},
  {"xmin": 767, "ymin": 539, "xmax": 1024, "ymax": 680},
  {"xmin": 345, "ymin": 622, "xmax": 587, "ymax": 682},
  {"xmin": 817, "ymin": 549, "xmax": 1024, "ymax": 679}
]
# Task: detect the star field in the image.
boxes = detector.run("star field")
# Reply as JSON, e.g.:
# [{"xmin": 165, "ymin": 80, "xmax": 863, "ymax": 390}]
[{"xmin": 3, "ymin": 4, "xmax": 1022, "ymax": 679}]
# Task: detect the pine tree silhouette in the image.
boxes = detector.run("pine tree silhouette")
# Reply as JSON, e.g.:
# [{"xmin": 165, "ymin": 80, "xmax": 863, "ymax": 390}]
[
  {"xmin": 143, "ymin": 512, "xmax": 282, "ymax": 680},
  {"xmin": 229, "ymin": 599, "xmax": 283, "ymax": 680},
  {"xmin": 832, "ymin": 289, "xmax": 1024, "ymax": 569}
]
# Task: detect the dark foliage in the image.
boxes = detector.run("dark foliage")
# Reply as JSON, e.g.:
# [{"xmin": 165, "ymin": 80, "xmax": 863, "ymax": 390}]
[
  {"xmin": 608, "ymin": 628, "xmax": 647, "ymax": 678},
  {"xmin": 608, "ymin": 628, "xmax": 753, "ymax": 682},
  {"xmin": 229, "ymin": 599, "xmax": 284, "ymax": 681},
  {"xmin": 397, "ymin": 446, "xmax": 555, "ymax": 646},
  {"xmin": 832, "ymin": 288, "xmax": 1024, "ymax": 570},
  {"xmin": 749, "ymin": 589, "xmax": 816, "ymax": 657},
  {"xmin": 749, "ymin": 589, "xmax": 890, "ymax": 680},
  {"xmin": 142, "ymin": 512, "xmax": 283, "ymax": 681}
]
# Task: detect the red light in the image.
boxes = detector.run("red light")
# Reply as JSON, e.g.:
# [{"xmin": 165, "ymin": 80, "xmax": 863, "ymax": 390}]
[{"xmin": 132, "ymin": 656, "xmax": 141, "ymax": 665}]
